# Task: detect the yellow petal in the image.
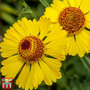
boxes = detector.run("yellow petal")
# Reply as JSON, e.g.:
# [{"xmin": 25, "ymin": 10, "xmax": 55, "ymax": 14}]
[
  {"xmin": 0, "ymin": 39, "xmax": 18, "ymax": 57},
  {"xmin": 68, "ymin": 0, "xmax": 81, "ymax": 8},
  {"xmin": 76, "ymin": 38, "xmax": 85, "ymax": 57},
  {"xmin": 4, "ymin": 27, "xmax": 22, "ymax": 43},
  {"xmin": 51, "ymin": 0, "xmax": 69, "ymax": 11},
  {"xmin": 76, "ymin": 30, "xmax": 90, "ymax": 56},
  {"xmin": 39, "ymin": 60, "xmax": 62, "ymax": 85},
  {"xmin": 86, "ymin": 21, "xmax": 90, "ymax": 29},
  {"xmin": 1, "ymin": 50, "xmax": 18, "ymax": 58},
  {"xmin": 25, "ymin": 62, "xmax": 44, "ymax": 90},
  {"xmin": 35, "ymin": 62, "xmax": 44, "ymax": 85},
  {"xmin": 43, "ymin": 57, "xmax": 62, "ymax": 72},
  {"xmin": 45, "ymin": 36, "xmax": 67, "ymax": 61},
  {"xmin": 32, "ymin": 64, "xmax": 38, "ymax": 88},
  {"xmin": 80, "ymin": 0, "xmax": 90, "ymax": 13},
  {"xmin": 86, "ymin": 13, "xmax": 90, "ymax": 22},
  {"xmin": 44, "ymin": 27, "xmax": 67, "ymax": 61},
  {"xmin": 75, "ymin": 30, "xmax": 90, "ymax": 57},
  {"xmin": 16, "ymin": 63, "xmax": 30, "ymax": 89},
  {"xmin": 39, "ymin": 60, "xmax": 52, "ymax": 85},
  {"xmin": 17, "ymin": 18, "xmax": 39, "ymax": 37},
  {"xmin": 1, "ymin": 55, "xmax": 24, "ymax": 78},
  {"xmin": 13, "ymin": 21, "xmax": 27, "ymax": 37},
  {"xmin": 0, "ymin": 39, "xmax": 18, "ymax": 48},
  {"xmin": 67, "ymin": 36, "xmax": 77, "ymax": 56},
  {"xmin": 38, "ymin": 17, "xmax": 51, "ymax": 40},
  {"xmin": 17, "ymin": 17, "xmax": 38, "ymax": 36},
  {"xmin": 29, "ymin": 19, "xmax": 39, "ymax": 36},
  {"xmin": 63, "ymin": 0, "xmax": 70, "ymax": 7},
  {"xmin": 44, "ymin": 7, "xmax": 59, "ymax": 22},
  {"xmin": 32, "ymin": 62, "xmax": 44, "ymax": 88},
  {"xmin": 44, "ymin": 26, "xmax": 67, "ymax": 43},
  {"xmin": 25, "ymin": 64, "xmax": 34, "ymax": 90},
  {"xmin": 21, "ymin": 17, "xmax": 32, "ymax": 35},
  {"xmin": 1, "ymin": 55, "xmax": 21, "ymax": 65}
]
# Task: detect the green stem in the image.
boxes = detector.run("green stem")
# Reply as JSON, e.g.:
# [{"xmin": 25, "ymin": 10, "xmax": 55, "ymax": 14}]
[
  {"xmin": 84, "ymin": 56, "xmax": 90, "ymax": 65},
  {"xmin": 76, "ymin": 78, "xmax": 85, "ymax": 90},
  {"xmin": 23, "ymin": 1, "xmax": 38, "ymax": 20},
  {"xmin": 39, "ymin": 0, "xmax": 50, "ymax": 7},
  {"xmin": 80, "ymin": 58, "xmax": 90, "ymax": 74},
  {"xmin": 23, "ymin": 1, "xmax": 28, "ymax": 8}
]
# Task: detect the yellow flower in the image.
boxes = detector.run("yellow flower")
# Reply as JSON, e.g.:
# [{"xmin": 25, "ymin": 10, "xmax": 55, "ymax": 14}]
[
  {"xmin": 44, "ymin": 0, "xmax": 90, "ymax": 57},
  {"xmin": 0, "ymin": 17, "xmax": 67, "ymax": 90}
]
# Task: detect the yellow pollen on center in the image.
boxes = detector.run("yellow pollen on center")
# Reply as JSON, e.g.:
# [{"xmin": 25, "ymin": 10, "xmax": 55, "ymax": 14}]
[
  {"xmin": 59, "ymin": 7, "xmax": 85, "ymax": 35},
  {"xmin": 18, "ymin": 36, "xmax": 44, "ymax": 63}
]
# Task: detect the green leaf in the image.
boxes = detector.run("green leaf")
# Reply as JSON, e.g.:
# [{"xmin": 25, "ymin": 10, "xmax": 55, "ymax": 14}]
[
  {"xmin": 84, "ymin": 56, "xmax": 90, "ymax": 65},
  {"xmin": 72, "ymin": 80, "xmax": 78, "ymax": 90},
  {"xmin": 18, "ymin": 7, "xmax": 32, "ymax": 17},
  {"xmin": 1, "ymin": 4, "xmax": 18, "ymax": 15},
  {"xmin": 35, "ymin": 3, "xmax": 45, "ymax": 18},
  {"xmin": 82, "ymin": 77, "xmax": 90, "ymax": 90},
  {"xmin": 72, "ymin": 80, "xmax": 84, "ymax": 90},
  {"xmin": 39, "ymin": 0, "xmax": 50, "ymax": 7},
  {"xmin": 1, "ymin": 12, "xmax": 16, "ymax": 25},
  {"xmin": 0, "ymin": 80, "xmax": 1, "ymax": 89},
  {"xmin": 14, "ymin": 88, "xmax": 23, "ymax": 90},
  {"xmin": 3, "ymin": 25, "xmax": 10, "ymax": 33},
  {"xmin": 73, "ymin": 57, "xmax": 89, "ymax": 76},
  {"xmin": 18, "ymin": 1, "xmax": 38, "ymax": 20},
  {"xmin": 72, "ymin": 76, "xmax": 84, "ymax": 90},
  {"xmin": 72, "ymin": 76, "xmax": 90, "ymax": 90},
  {"xmin": 80, "ymin": 57, "xmax": 90, "ymax": 74},
  {"xmin": 37, "ymin": 87, "xmax": 46, "ymax": 90}
]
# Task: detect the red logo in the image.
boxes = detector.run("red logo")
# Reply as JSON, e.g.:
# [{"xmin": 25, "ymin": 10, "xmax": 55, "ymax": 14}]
[{"xmin": 1, "ymin": 78, "xmax": 13, "ymax": 89}]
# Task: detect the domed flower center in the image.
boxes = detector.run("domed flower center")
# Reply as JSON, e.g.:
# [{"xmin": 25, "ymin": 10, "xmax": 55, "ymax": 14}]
[
  {"xmin": 18, "ymin": 36, "xmax": 44, "ymax": 63},
  {"xmin": 59, "ymin": 7, "xmax": 85, "ymax": 35}
]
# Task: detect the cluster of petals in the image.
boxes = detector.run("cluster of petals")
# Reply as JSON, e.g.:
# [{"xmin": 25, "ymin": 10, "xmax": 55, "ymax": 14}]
[{"xmin": 0, "ymin": 0, "xmax": 90, "ymax": 90}]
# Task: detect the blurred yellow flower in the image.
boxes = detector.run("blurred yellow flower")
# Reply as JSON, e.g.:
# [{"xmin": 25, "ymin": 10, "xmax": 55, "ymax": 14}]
[
  {"xmin": 0, "ymin": 17, "xmax": 67, "ymax": 90},
  {"xmin": 44, "ymin": 0, "xmax": 90, "ymax": 57}
]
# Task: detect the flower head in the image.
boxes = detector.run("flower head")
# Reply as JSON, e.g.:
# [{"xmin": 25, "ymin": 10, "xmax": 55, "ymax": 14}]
[
  {"xmin": 44, "ymin": 0, "xmax": 90, "ymax": 57},
  {"xmin": 0, "ymin": 17, "xmax": 67, "ymax": 90}
]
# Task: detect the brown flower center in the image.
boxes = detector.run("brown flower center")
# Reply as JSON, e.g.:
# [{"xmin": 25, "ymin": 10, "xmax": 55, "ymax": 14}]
[
  {"xmin": 18, "ymin": 36, "xmax": 44, "ymax": 63},
  {"xmin": 59, "ymin": 7, "xmax": 85, "ymax": 35}
]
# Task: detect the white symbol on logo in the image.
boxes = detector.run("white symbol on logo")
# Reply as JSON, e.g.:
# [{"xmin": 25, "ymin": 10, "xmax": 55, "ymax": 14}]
[{"xmin": 2, "ymin": 79, "xmax": 12, "ymax": 88}]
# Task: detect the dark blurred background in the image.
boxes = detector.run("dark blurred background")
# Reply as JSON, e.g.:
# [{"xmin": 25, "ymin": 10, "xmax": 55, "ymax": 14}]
[{"xmin": 0, "ymin": 0, "xmax": 90, "ymax": 90}]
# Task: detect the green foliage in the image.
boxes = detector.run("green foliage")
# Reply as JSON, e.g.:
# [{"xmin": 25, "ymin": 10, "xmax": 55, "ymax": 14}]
[
  {"xmin": 18, "ymin": 7, "xmax": 33, "ymax": 19},
  {"xmin": 1, "ymin": 12, "xmax": 16, "ymax": 25},
  {"xmin": 39, "ymin": 0, "xmax": 50, "ymax": 7},
  {"xmin": 0, "ymin": 0, "xmax": 90, "ymax": 90},
  {"xmin": 1, "ymin": 4, "xmax": 18, "ymax": 15}
]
